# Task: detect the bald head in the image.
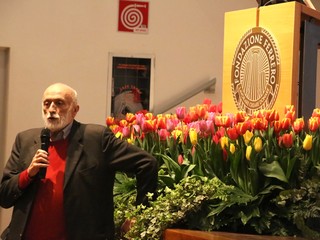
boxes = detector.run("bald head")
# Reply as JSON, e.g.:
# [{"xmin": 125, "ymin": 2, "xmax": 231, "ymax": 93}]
[
  {"xmin": 42, "ymin": 83, "xmax": 79, "ymax": 132},
  {"xmin": 43, "ymin": 83, "xmax": 78, "ymax": 105}
]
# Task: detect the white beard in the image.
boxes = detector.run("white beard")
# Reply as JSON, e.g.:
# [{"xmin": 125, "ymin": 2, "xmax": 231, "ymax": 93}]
[{"xmin": 42, "ymin": 110, "xmax": 73, "ymax": 132}]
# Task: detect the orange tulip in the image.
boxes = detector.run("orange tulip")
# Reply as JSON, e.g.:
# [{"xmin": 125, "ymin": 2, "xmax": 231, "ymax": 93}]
[
  {"xmin": 106, "ymin": 116, "xmax": 115, "ymax": 126},
  {"xmin": 308, "ymin": 117, "xmax": 319, "ymax": 132},
  {"xmin": 142, "ymin": 119, "xmax": 156, "ymax": 132},
  {"xmin": 292, "ymin": 118, "xmax": 305, "ymax": 133},
  {"xmin": 145, "ymin": 112, "xmax": 154, "ymax": 120},
  {"xmin": 215, "ymin": 115, "xmax": 231, "ymax": 128},
  {"xmin": 284, "ymin": 105, "xmax": 296, "ymax": 122},
  {"xmin": 312, "ymin": 108, "xmax": 320, "ymax": 118},
  {"xmin": 188, "ymin": 107, "xmax": 198, "ymax": 122},
  {"xmin": 157, "ymin": 116, "xmax": 167, "ymax": 129},
  {"xmin": 196, "ymin": 104, "xmax": 207, "ymax": 119},
  {"xmin": 125, "ymin": 113, "xmax": 136, "ymax": 123},
  {"xmin": 119, "ymin": 119, "xmax": 128, "ymax": 127}
]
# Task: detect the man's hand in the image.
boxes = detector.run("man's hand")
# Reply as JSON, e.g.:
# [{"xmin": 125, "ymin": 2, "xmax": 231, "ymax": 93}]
[
  {"xmin": 121, "ymin": 218, "xmax": 136, "ymax": 235},
  {"xmin": 27, "ymin": 149, "xmax": 49, "ymax": 178}
]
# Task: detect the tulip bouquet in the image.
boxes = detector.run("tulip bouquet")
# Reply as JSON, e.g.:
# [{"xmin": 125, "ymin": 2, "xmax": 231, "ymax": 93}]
[{"xmin": 108, "ymin": 100, "xmax": 320, "ymax": 240}]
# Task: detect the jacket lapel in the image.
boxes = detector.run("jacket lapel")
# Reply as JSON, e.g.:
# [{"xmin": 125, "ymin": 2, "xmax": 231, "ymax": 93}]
[{"xmin": 64, "ymin": 121, "xmax": 84, "ymax": 189}]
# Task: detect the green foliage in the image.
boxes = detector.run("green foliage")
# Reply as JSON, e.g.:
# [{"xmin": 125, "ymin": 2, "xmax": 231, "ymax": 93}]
[
  {"xmin": 118, "ymin": 176, "xmax": 228, "ymax": 240},
  {"xmin": 109, "ymin": 104, "xmax": 320, "ymax": 239}
]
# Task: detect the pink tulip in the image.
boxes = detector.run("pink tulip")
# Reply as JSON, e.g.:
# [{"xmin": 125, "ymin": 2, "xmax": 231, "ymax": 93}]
[{"xmin": 176, "ymin": 106, "xmax": 187, "ymax": 120}]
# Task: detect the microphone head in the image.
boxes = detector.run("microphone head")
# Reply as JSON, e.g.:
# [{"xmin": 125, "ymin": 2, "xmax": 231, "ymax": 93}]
[
  {"xmin": 40, "ymin": 128, "xmax": 50, "ymax": 150},
  {"xmin": 39, "ymin": 128, "xmax": 50, "ymax": 179},
  {"xmin": 41, "ymin": 128, "xmax": 50, "ymax": 138}
]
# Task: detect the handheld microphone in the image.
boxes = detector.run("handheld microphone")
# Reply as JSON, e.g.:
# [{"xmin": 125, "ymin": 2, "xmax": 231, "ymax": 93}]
[{"xmin": 38, "ymin": 128, "xmax": 50, "ymax": 179}]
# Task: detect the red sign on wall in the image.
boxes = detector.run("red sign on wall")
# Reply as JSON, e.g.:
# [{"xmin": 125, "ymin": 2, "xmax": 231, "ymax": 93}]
[{"xmin": 118, "ymin": 0, "xmax": 149, "ymax": 33}]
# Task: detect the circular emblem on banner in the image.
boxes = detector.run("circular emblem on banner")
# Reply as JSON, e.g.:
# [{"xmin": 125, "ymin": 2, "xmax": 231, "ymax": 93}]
[{"xmin": 231, "ymin": 27, "xmax": 280, "ymax": 114}]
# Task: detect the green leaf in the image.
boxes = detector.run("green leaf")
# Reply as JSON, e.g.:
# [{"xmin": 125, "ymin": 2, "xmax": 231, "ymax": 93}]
[
  {"xmin": 156, "ymin": 153, "xmax": 182, "ymax": 181},
  {"xmin": 259, "ymin": 161, "xmax": 288, "ymax": 183}
]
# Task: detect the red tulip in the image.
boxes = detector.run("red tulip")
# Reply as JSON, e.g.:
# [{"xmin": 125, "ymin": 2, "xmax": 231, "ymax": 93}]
[
  {"xmin": 265, "ymin": 109, "xmax": 280, "ymax": 123},
  {"xmin": 208, "ymin": 104, "xmax": 217, "ymax": 113},
  {"xmin": 251, "ymin": 118, "xmax": 268, "ymax": 131},
  {"xmin": 234, "ymin": 111, "xmax": 247, "ymax": 123},
  {"xmin": 272, "ymin": 120, "xmax": 282, "ymax": 135},
  {"xmin": 253, "ymin": 109, "xmax": 265, "ymax": 119},
  {"xmin": 235, "ymin": 121, "xmax": 251, "ymax": 135},
  {"xmin": 217, "ymin": 102, "xmax": 223, "ymax": 113},
  {"xmin": 227, "ymin": 127, "xmax": 239, "ymax": 141},
  {"xmin": 203, "ymin": 98, "xmax": 212, "ymax": 105},
  {"xmin": 278, "ymin": 133, "xmax": 293, "ymax": 148},
  {"xmin": 281, "ymin": 117, "xmax": 291, "ymax": 131}
]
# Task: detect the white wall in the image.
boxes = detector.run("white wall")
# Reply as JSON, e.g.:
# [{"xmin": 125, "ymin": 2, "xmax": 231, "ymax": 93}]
[{"xmin": 0, "ymin": 0, "xmax": 257, "ymax": 233}]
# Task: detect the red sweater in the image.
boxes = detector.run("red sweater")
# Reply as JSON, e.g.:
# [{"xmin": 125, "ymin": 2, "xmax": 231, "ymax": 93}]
[{"xmin": 20, "ymin": 139, "xmax": 68, "ymax": 240}]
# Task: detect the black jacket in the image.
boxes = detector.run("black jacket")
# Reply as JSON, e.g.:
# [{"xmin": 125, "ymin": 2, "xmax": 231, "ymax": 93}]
[{"xmin": 0, "ymin": 121, "xmax": 158, "ymax": 240}]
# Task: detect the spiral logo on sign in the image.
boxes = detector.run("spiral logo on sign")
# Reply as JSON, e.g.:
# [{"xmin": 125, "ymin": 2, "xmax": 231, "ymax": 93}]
[{"xmin": 121, "ymin": 4, "xmax": 145, "ymax": 30}]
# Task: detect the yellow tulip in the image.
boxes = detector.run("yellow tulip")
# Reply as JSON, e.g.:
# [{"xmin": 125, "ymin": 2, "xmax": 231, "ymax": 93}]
[
  {"xmin": 172, "ymin": 129, "xmax": 183, "ymax": 143},
  {"xmin": 246, "ymin": 145, "xmax": 252, "ymax": 161},
  {"xmin": 189, "ymin": 128, "xmax": 198, "ymax": 146},
  {"xmin": 115, "ymin": 131, "xmax": 123, "ymax": 139},
  {"xmin": 254, "ymin": 137, "xmax": 263, "ymax": 152},
  {"xmin": 230, "ymin": 143, "xmax": 236, "ymax": 154},
  {"xmin": 243, "ymin": 130, "xmax": 253, "ymax": 145},
  {"xmin": 220, "ymin": 136, "xmax": 229, "ymax": 150},
  {"xmin": 303, "ymin": 134, "xmax": 313, "ymax": 151}
]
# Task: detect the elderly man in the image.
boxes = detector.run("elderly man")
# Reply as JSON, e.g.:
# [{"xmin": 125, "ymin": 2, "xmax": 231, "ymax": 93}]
[{"xmin": 0, "ymin": 83, "xmax": 158, "ymax": 240}]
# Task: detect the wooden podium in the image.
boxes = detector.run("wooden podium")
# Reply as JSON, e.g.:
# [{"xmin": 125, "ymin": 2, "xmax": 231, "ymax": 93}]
[
  {"xmin": 222, "ymin": 2, "xmax": 320, "ymax": 118},
  {"xmin": 163, "ymin": 229, "xmax": 307, "ymax": 240}
]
